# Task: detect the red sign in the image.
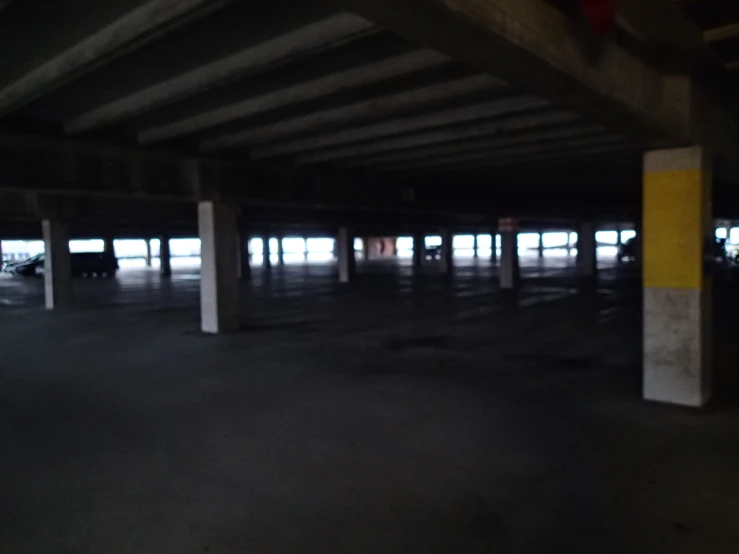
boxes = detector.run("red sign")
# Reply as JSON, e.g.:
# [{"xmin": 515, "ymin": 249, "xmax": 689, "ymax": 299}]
[{"xmin": 577, "ymin": 0, "xmax": 618, "ymax": 35}]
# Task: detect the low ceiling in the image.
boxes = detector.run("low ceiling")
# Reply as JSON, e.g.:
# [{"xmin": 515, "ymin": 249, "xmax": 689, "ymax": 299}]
[{"xmin": 0, "ymin": 0, "xmax": 736, "ymax": 222}]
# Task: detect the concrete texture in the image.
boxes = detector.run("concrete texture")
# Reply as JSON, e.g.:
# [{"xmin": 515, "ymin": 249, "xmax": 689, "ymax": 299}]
[{"xmin": 2, "ymin": 257, "xmax": 739, "ymax": 553}]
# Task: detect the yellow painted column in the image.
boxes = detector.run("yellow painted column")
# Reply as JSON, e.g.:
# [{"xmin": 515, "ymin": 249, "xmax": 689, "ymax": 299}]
[{"xmin": 643, "ymin": 146, "xmax": 712, "ymax": 407}]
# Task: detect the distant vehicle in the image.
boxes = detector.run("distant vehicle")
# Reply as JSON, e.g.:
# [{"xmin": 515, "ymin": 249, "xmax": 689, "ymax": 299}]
[
  {"xmin": 617, "ymin": 237, "xmax": 639, "ymax": 262},
  {"xmin": 3, "ymin": 252, "xmax": 118, "ymax": 278},
  {"xmin": 425, "ymin": 245, "xmax": 442, "ymax": 260},
  {"xmin": 617, "ymin": 236, "xmax": 730, "ymax": 266}
]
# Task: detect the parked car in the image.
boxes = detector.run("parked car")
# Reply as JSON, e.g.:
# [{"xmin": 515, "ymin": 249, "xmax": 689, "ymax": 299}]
[
  {"xmin": 5, "ymin": 252, "xmax": 118, "ymax": 277},
  {"xmin": 425, "ymin": 245, "xmax": 442, "ymax": 260}
]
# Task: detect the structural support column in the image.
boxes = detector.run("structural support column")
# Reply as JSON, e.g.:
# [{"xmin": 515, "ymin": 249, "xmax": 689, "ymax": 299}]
[
  {"xmin": 42, "ymin": 219, "xmax": 72, "ymax": 310},
  {"xmin": 337, "ymin": 226, "xmax": 355, "ymax": 284},
  {"xmin": 473, "ymin": 234, "xmax": 479, "ymax": 258},
  {"xmin": 538, "ymin": 230, "xmax": 545, "ymax": 258},
  {"xmin": 104, "ymin": 236, "xmax": 115, "ymax": 256},
  {"xmin": 303, "ymin": 237, "xmax": 310, "ymax": 261},
  {"xmin": 199, "ymin": 202, "xmax": 240, "ymax": 334},
  {"xmin": 413, "ymin": 233, "xmax": 424, "ymax": 272},
  {"xmin": 491, "ymin": 232, "xmax": 498, "ymax": 265},
  {"xmin": 160, "ymin": 234, "xmax": 172, "ymax": 277},
  {"xmin": 499, "ymin": 219, "xmax": 519, "ymax": 290},
  {"xmin": 277, "ymin": 234, "xmax": 285, "ymax": 266},
  {"xmin": 440, "ymin": 227, "xmax": 453, "ymax": 276},
  {"xmin": 643, "ymin": 146, "xmax": 712, "ymax": 407},
  {"xmin": 239, "ymin": 231, "xmax": 250, "ymax": 280},
  {"xmin": 263, "ymin": 233, "xmax": 272, "ymax": 270},
  {"xmin": 577, "ymin": 222, "xmax": 597, "ymax": 281},
  {"xmin": 145, "ymin": 239, "xmax": 152, "ymax": 267},
  {"xmin": 0, "ymin": 238, "xmax": 3, "ymax": 266},
  {"xmin": 362, "ymin": 236, "xmax": 371, "ymax": 260}
]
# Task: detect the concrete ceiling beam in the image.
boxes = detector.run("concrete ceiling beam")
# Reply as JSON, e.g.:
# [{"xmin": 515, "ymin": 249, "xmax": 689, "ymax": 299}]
[
  {"xmin": 336, "ymin": 123, "xmax": 606, "ymax": 168},
  {"xmin": 252, "ymin": 95, "xmax": 549, "ymax": 160},
  {"xmin": 333, "ymin": 0, "xmax": 722, "ymax": 148},
  {"xmin": 200, "ymin": 74, "xmax": 506, "ymax": 152},
  {"xmin": 293, "ymin": 109, "xmax": 582, "ymax": 165},
  {"xmin": 138, "ymin": 48, "xmax": 448, "ymax": 145},
  {"xmin": 385, "ymin": 134, "xmax": 626, "ymax": 172},
  {"xmin": 0, "ymin": 0, "xmax": 231, "ymax": 118},
  {"xmin": 65, "ymin": 12, "xmax": 376, "ymax": 135},
  {"xmin": 406, "ymin": 143, "xmax": 639, "ymax": 176}
]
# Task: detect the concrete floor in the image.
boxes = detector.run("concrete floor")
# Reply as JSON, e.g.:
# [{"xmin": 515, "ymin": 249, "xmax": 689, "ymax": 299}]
[{"xmin": 1, "ymin": 257, "xmax": 739, "ymax": 553}]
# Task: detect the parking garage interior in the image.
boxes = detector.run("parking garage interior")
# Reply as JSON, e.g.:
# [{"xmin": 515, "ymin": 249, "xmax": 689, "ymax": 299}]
[{"xmin": 3, "ymin": 0, "xmax": 739, "ymax": 552}]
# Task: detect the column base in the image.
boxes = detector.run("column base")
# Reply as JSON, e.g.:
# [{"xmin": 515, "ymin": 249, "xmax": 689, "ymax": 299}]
[{"xmin": 643, "ymin": 287, "xmax": 711, "ymax": 407}]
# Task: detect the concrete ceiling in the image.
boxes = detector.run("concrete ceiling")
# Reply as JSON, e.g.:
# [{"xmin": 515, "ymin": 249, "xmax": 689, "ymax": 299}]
[
  {"xmin": 0, "ymin": 0, "xmax": 737, "ymax": 230},
  {"xmin": 0, "ymin": 0, "xmax": 636, "ymax": 186}
]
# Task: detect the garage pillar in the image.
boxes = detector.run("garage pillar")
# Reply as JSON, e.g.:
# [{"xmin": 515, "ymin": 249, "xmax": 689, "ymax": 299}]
[
  {"xmin": 238, "ymin": 231, "xmax": 250, "ymax": 280},
  {"xmin": 473, "ymin": 234, "xmax": 479, "ymax": 258},
  {"xmin": 263, "ymin": 233, "xmax": 272, "ymax": 270},
  {"xmin": 491, "ymin": 232, "xmax": 498, "ymax": 265},
  {"xmin": 199, "ymin": 201, "xmax": 240, "ymax": 334},
  {"xmin": 104, "ymin": 236, "xmax": 115, "ymax": 256},
  {"xmin": 42, "ymin": 219, "xmax": 72, "ymax": 310},
  {"xmin": 277, "ymin": 234, "xmax": 285, "ymax": 266},
  {"xmin": 145, "ymin": 239, "xmax": 152, "ymax": 267},
  {"xmin": 440, "ymin": 227, "xmax": 453, "ymax": 276},
  {"xmin": 160, "ymin": 234, "xmax": 172, "ymax": 277},
  {"xmin": 0, "ymin": 239, "xmax": 3, "ymax": 266},
  {"xmin": 337, "ymin": 226, "xmax": 355, "ymax": 284},
  {"xmin": 413, "ymin": 233, "xmax": 424, "ymax": 272},
  {"xmin": 362, "ymin": 236, "xmax": 371, "ymax": 260},
  {"xmin": 499, "ymin": 219, "xmax": 519, "ymax": 290},
  {"xmin": 643, "ymin": 146, "xmax": 712, "ymax": 407},
  {"xmin": 577, "ymin": 221, "xmax": 598, "ymax": 281},
  {"xmin": 538, "ymin": 230, "xmax": 545, "ymax": 258}
]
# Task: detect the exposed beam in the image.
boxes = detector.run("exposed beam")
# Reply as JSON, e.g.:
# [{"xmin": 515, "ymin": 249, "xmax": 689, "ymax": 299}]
[
  {"xmin": 65, "ymin": 13, "xmax": 376, "ymax": 135},
  {"xmin": 704, "ymin": 23, "xmax": 739, "ymax": 44},
  {"xmin": 293, "ymin": 109, "xmax": 582, "ymax": 165},
  {"xmin": 386, "ymin": 134, "xmax": 626, "ymax": 172},
  {"xmin": 334, "ymin": 0, "xmax": 694, "ymax": 144},
  {"xmin": 252, "ymin": 95, "xmax": 549, "ymax": 160},
  {"xmin": 408, "ymin": 143, "xmax": 639, "ymax": 175},
  {"xmin": 0, "ymin": 0, "xmax": 231, "ymax": 117},
  {"xmin": 336, "ymin": 123, "xmax": 605, "ymax": 168},
  {"xmin": 139, "ymin": 49, "xmax": 448, "ymax": 145},
  {"xmin": 200, "ymin": 74, "xmax": 506, "ymax": 151}
]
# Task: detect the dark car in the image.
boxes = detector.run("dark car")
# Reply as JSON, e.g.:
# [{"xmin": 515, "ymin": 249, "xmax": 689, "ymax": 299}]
[
  {"xmin": 617, "ymin": 237, "xmax": 640, "ymax": 262},
  {"xmin": 425, "ymin": 245, "xmax": 442, "ymax": 260},
  {"xmin": 8, "ymin": 252, "xmax": 118, "ymax": 278}
]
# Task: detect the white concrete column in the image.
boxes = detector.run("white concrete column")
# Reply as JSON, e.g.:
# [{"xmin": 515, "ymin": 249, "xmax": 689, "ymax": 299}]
[
  {"xmin": 499, "ymin": 219, "xmax": 519, "ymax": 290},
  {"xmin": 577, "ymin": 222, "xmax": 597, "ymax": 279},
  {"xmin": 337, "ymin": 226, "xmax": 354, "ymax": 284},
  {"xmin": 199, "ymin": 201, "xmax": 240, "ymax": 334},
  {"xmin": 303, "ymin": 237, "xmax": 309, "ymax": 261},
  {"xmin": 42, "ymin": 219, "xmax": 72, "ymax": 310},
  {"xmin": 145, "ymin": 239, "xmax": 152, "ymax": 267},
  {"xmin": 491, "ymin": 232, "xmax": 498, "ymax": 265},
  {"xmin": 413, "ymin": 233, "xmax": 424, "ymax": 271},
  {"xmin": 643, "ymin": 146, "xmax": 712, "ymax": 407},
  {"xmin": 160, "ymin": 234, "xmax": 172, "ymax": 277},
  {"xmin": 473, "ymin": 234, "xmax": 478, "ymax": 258},
  {"xmin": 440, "ymin": 227, "xmax": 453, "ymax": 276}
]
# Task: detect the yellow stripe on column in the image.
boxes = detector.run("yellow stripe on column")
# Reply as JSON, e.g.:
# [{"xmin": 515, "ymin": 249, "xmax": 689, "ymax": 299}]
[{"xmin": 643, "ymin": 168, "xmax": 708, "ymax": 290}]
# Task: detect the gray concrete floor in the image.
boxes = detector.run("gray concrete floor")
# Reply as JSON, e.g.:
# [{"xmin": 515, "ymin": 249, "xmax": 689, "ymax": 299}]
[{"xmin": 1, "ymin": 257, "xmax": 739, "ymax": 553}]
